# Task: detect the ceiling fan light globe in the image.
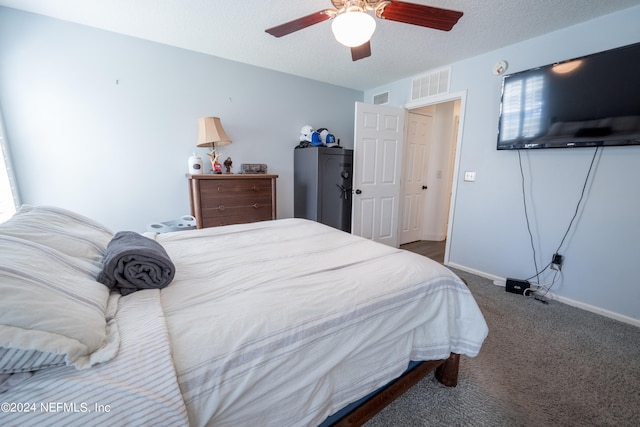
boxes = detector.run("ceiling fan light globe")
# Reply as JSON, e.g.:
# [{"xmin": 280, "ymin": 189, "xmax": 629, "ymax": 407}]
[{"xmin": 331, "ymin": 11, "xmax": 376, "ymax": 48}]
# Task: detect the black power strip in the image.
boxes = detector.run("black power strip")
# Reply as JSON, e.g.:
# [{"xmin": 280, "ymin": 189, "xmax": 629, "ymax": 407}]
[{"xmin": 505, "ymin": 278, "xmax": 530, "ymax": 295}]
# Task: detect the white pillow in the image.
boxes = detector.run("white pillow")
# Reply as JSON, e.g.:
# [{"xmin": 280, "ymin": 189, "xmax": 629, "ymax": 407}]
[
  {"xmin": 0, "ymin": 235, "xmax": 119, "ymax": 373},
  {"xmin": 0, "ymin": 205, "xmax": 114, "ymax": 270}
]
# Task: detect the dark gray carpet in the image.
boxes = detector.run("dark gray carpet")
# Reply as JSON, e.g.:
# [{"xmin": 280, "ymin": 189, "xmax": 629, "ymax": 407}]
[{"xmin": 365, "ymin": 268, "xmax": 640, "ymax": 427}]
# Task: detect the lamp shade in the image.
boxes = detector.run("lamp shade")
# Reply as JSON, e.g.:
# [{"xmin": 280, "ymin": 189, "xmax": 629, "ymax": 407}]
[
  {"xmin": 331, "ymin": 11, "xmax": 376, "ymax": 48},
  {"xmin": 196, "ymin": 117, "xmax": 232, "ymax": 147}
]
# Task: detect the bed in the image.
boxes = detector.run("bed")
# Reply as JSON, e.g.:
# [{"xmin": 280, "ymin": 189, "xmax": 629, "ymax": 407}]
[{"xmin": 0, "ymin": 205, "xmax": 488, "ymax": 426}]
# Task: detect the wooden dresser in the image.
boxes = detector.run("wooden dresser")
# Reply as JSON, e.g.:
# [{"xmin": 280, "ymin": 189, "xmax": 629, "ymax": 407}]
[{"xmin": 187, "ymin": 174, "xmax": 278, "ymax": 229}]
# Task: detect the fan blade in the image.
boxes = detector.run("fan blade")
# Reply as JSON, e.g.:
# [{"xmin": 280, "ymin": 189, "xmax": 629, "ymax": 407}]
[
  {"xmin": 265, "ymin": 10, "xmax": 334, "ymax": 38},
  {"xmin": 377, "ymin": 1, "xmax": 463, "ymax": 31},
  {"xmin": 351, "ymin": 41, "xmax": 372, "ymax": 61}
]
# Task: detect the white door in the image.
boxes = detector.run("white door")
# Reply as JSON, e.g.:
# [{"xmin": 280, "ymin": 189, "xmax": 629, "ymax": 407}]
[
  {"xmin": 352, "ymin": 102, "xmax": 406, "ymax": 247},
  {"xmin": 400, "ymin": 112, "xmax": 432, "ymax": 244}
]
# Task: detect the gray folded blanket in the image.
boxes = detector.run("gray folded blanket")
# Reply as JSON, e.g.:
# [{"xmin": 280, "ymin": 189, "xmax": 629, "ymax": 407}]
[{"xmin": 97, "ymin": 231, "xmax": 175, "ymax": 296}]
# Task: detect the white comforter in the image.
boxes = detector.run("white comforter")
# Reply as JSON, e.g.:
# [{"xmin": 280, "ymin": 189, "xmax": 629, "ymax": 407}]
[
  {"xmin": 151, "ymin": 219, "xmax": 488, "ymax": 426},
  {"xmin": 3, "ymin": 219, "xmax": 487, "ymax": 427}
]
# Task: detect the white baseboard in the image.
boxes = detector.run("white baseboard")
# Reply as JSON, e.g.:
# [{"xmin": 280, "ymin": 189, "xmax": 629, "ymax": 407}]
[
  {"xmin": 445, "ymin": 262, "xmax": 640, "ymax": 328},
  {"xmin": 550, "ymin": 294, "xmax": 640, "ymax": 328},
  {"xmin": 446, "ymin": 262, "xmax": 504, "ymax": 282}
]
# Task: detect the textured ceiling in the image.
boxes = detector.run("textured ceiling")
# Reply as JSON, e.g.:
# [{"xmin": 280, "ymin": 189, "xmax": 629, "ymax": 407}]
[{"xmin": 1, "ymin": 0, "xmax": 639, "ymax": 90}]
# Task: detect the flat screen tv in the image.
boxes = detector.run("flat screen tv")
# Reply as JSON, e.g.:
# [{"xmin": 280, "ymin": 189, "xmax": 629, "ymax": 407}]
[{"xmin": 497, "ymin": 41, "xmax": 640, "ymax": 150}]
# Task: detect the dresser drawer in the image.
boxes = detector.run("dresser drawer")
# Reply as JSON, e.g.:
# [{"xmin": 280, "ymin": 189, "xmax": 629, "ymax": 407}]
[
  {"xmin": 200, "ymin": 199, "xmax": 273, "ymax": 227},
  {"xmin": 188, "ymin": 174, "xmax": 278, "ymax": 229},
  {"xmin": 199, "ymin": 178, "xmax": 273, "ymax": 201}
]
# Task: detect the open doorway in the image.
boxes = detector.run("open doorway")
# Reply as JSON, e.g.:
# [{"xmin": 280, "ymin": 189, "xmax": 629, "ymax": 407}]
[{"xmin": 399, "ymin": 96, "xmax": 462, "ymax": 264}]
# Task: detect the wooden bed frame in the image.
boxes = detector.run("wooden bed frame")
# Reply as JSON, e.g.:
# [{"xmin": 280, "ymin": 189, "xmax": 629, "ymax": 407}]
[{"xmin": 332, "ymin": 353, "xmax": 460, "ymax": 426}]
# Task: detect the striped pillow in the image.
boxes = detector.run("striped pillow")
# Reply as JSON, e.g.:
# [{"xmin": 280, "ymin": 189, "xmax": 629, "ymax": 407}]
[
  {"xmin": 0, "ymin": 235, "xmax": 119, "ymax": 373},
  {"xmin": 0, "ymin": 348, "xmax": 66, "ymax": 373}
]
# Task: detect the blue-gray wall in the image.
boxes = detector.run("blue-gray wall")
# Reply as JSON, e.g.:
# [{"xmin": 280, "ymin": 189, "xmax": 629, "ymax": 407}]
[
  {"xmin": 2, "ymin": 5, "xmax": 640, "ymax": 323},
  {"xmin": 0, "ymin": 7, "xmax": 362, "ymax": 231},
  {"xmin": 366, "ymin": 6, "xmax": 640, "ymax": 323}
]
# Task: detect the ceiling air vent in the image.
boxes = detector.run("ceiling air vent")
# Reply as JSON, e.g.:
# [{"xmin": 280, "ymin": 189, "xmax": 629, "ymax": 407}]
[
  {"xmin": 411, "ymin": 67, "xmax": 450, "ymax": 101},
  {"xmin": 373, "ymin": 91, "xmax": 390, "ymax": 105}
]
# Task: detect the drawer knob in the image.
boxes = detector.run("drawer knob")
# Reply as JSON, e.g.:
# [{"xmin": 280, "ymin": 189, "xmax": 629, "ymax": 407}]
[
  {"xmin": 252, "ymin": 185, "xmax": 257, "ymax": 191},
  {"xmin": 252, "ymin": 203, "xmax": 259, "ymax": 209},
  {"xmin": 217, "ymin": 185, "xmax": 223, "ymax": 192},
  {"xmin": 217, "ymin": 205, "xmax": 225, "ymax": 211}
]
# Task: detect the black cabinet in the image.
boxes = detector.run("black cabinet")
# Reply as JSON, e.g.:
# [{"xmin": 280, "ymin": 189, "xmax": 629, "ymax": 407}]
[{"xmin": 294, "ymin": 147, "xmax": 353, "ymax": 232}]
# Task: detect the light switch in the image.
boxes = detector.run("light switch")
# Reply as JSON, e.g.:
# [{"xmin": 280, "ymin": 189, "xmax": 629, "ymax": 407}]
[{"xmin": 464, "ymin": 171, "xmax": 476, "ymax": 182}]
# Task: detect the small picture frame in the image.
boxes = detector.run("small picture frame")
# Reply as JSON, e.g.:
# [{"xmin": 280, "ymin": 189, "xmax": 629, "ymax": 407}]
[{"xmin": 241, "ymin": 163, "xmax": 268, "ymax": 174}]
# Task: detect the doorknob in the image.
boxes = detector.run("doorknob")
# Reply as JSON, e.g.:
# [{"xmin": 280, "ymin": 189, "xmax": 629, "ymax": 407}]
[
  {"xmin": 422, "ymin": 185, "xmax": 428, "ymax": 190},
  {"xmin": 355, "ymin": 189, "xmax": 362, "ymax": 194}
]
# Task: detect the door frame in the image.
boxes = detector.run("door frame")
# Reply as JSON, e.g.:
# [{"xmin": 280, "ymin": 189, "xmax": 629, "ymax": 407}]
[{"xmin": 404, "ymin": 90, "xmax": 467, "ymax": 265}]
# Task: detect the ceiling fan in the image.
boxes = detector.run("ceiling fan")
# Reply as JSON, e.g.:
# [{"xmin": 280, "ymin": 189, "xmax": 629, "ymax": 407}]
[{"xmin": 265, "ymin": 0, "xmax": 463, "ymax": 61}]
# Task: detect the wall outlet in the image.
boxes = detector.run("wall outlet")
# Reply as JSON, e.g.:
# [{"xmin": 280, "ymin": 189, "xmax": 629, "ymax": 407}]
[
  {"xmin": 464, "ymin": 171, "xmax": 476, "ymax": 182},
  {"xmin": 551, "ymin": 253, "xmax": 564, "ymax": 271}
]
